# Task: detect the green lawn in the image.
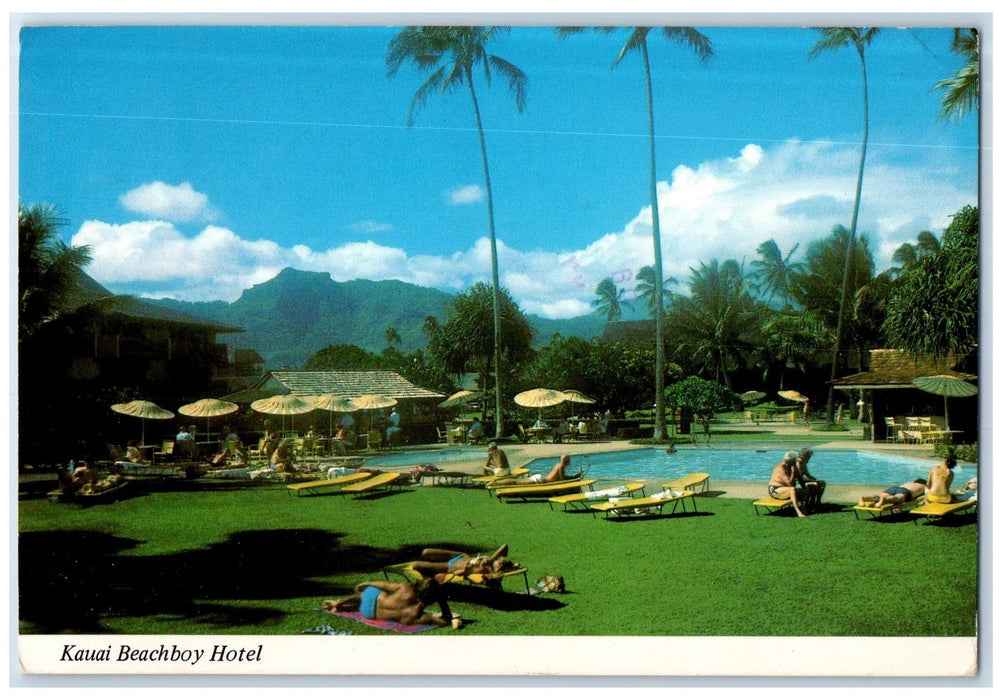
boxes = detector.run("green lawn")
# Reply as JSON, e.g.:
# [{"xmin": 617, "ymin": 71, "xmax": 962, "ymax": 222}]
[{"xmin": 18, "ymin": 477, "xmax": 978, "ymax": 637}]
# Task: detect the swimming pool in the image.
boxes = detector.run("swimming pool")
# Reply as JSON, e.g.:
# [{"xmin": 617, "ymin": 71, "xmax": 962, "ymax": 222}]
[
  {"xmin": 364, "ymin": 447, "xmax": 489, "ymax": 468},
  {"xmin": 524, "ymin": 448, "xmax": 967, "ymax": 486}
]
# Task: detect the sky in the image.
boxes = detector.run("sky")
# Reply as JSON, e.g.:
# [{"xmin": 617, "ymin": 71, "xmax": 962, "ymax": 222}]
[{"xmin": 16, "ymin": 17, "xmax": 981, "ymax": 320}]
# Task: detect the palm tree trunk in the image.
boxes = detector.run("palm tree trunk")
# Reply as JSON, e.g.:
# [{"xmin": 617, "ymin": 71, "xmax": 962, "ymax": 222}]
[
  {"xmin": 642, "ymin": 40, "xmax": 667, "ymax": 441},
  {"xmin": 466, "ymin": 68, "xmax": 505, "ymax": 440},
  {"xmin": 826, "ymin": 45, "xmax": 869, "ymax": 425}
]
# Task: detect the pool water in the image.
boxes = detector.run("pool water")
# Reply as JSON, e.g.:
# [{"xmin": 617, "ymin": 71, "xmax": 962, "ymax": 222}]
[
  {"xmin": 364, "ymin": 447, "xmax": 488, "ymax": 468},
  {"xmin": 525, "ymin": 448, "xmax": 966, "ymax": 486}
]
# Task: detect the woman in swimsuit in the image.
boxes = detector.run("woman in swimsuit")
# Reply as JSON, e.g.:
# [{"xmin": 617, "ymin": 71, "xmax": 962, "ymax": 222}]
[
  {"xmin": 925, "ymin": 454, "xmax": 957, "ymax": 504},
  {"xmin": 409, "ymin": 544, "xmax": 517, "ymax": 578}
]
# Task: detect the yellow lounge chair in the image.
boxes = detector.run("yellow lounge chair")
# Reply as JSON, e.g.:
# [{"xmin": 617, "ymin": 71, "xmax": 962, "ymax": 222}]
[
  {"xmin": 548, "ymin": 482, "xmax": 646, "ymax": 511},
  {"xmin": 752, "ymin": 495, "xmax": 799, "ymax": 516},
  {"xmin": 382, "ymin": 562, "xmax": 531, "ymax": 594},
  {"xmin": 474, "ymin": 467, "xmax": 529, "ymax": 487},
  {"xmin": 286, "ymin": 472, "xmax": 371, "ymax": 496},
  {"xmin": 853, "ymin": 496, "xmax": 925, "ymax": 520},
  {"xmin": 338, "ymin": 471, "xmax": 408, "ymax": 494},
  {"xmin": 664, "ymin": 472, "xmax": 710, "ymax": 494},
  {"xmin": 589, "ymin": 488, "xmax": 696, "ymax": 519},
  {"xmin": 911, "ymin": 498, "xmax": 977, "ymax": 521},
  {"xmin": 494, "ymin": 478, "xmax": 596, "ymax": 502}
]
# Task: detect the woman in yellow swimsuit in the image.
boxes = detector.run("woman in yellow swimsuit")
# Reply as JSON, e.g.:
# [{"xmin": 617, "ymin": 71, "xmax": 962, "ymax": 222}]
[{"xmin": 925, "ymin": 453, "xmax": 957, "ymax": 504}]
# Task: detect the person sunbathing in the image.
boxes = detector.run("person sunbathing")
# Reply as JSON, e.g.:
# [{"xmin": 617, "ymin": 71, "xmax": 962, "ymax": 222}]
[
  {"xmin": 322, "ymin": 579, "xmax": 458, "ymax": 628},
  {"xmin": 767, "ymin": 451, "xmax": 808, "ymax": 517},
  {"xmin": 408, "ymin": 544, "xmax": 519, "ymax": 578},
  {"xmin": 858, "ymin": 478, "xmax": 927, "ymax": 508},
  {"xmin": 490, "ymin": 455, "xmax": 579, "ymax": 486},
  {"xmin": 925, "ymin": 453, "xmax": 957, "ymax": 504}
]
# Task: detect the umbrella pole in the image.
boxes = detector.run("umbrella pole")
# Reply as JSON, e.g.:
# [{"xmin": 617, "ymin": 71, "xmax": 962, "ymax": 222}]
[{"xmin": 944, "ymin": 396, "xmax": 950, "ymax": 432}]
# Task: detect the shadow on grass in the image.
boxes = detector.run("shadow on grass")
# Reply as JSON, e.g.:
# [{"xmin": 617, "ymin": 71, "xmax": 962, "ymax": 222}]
[
  {"xmin": 18, "ymin": 528, "xmax": 440, "ymax": 635},
  {"xmin": 917, "ymin": 512, "xmax": 979, "ymax": 528},
  {"xmin": 598, "ymin": 510, "xmax": 713, "ymax": 523},
  {"xmin": 438, "ymin": 584, "xmax": 566, "ymax": 611}
]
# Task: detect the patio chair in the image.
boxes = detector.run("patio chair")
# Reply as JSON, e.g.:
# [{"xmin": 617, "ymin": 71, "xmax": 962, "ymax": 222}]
[
  {"xmin": 337, "ymin": 471, "xmax": 407, "ymax": 494},
  {"xmin": 436, "ymin": 426, "xmax": 448, "ymax": 443},
  {"xmin": 365, "ymin": 429, "xmax": 383, "ymax": 451},
  {"xmin": 884, "ymin": 417, "xmax": 899, "ymax": 442}
]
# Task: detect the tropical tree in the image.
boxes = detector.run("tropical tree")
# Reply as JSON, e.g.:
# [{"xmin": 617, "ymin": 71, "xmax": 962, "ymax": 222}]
[
  {"xmin": 557, "ymin": 25, "xmax": 713, "ymax": 440},
  {"xmin": 634, "ymin": 265, "xmax": 677, "ymax": 318},
  {"xmin": 383, "ymin": 326, "xmax": 402, "ymax": 348},
  {"xmin": 885, "ymin": 230, "xmax": 942, "ymax": 279},
  {"xmin": 808, "ymin": 27, "xmax": 879, "ymax": 424},
  {"xmin": 664, "ymin": 375, "xmax": 737, "ymax": 440},
  {"xmin": 935, "ymin": 28, "xmax": 979, "ymax": 121},
  {"xmin": 883, "ymin": 205, "xmax": 978, "ymax": 357},
  {"xmin": 18, "ymin": 202, "xmax": 92, "ymax": 344},
  {"xmin": 386, "ymin": 26, "xmax": 527, "ymax": 440},
  {"xmin": 591, "ymin": 277, "xmax": 632, "ymax": 322},
  {"xmin": 752, "ymin": 308, "xmax": 833, "ymax": 391},
  {"xmin": 750, "ymin": 239, "xmax": 804, "ymax": 307}
]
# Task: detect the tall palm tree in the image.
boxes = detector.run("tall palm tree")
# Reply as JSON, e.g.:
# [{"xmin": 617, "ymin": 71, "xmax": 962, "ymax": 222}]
[
  {"xmin": 750, "ymin": 239, "xmax": 804, "ymax": 307},
  {"xmin": 387, "ymin": 27, "xmax": 527, "ymax": 439},
  {"xmin": 592, "ymin": 277, "xmax": 632, "ymax": 322},
  {"xmin": 886, "ymin": 230, "xmax": 942, "ymax": 279},
  {"xmin": 558, "ymin": 26, "xmax": 713, "ymax": 439},
  {"xmin": 634, "ymin": 265, "xmax": 677, "ymax": 319},
  {"xmin": 809, "ymin": 27, "xmax": 879, "ymax": 425},
  {"xmin": 935, "ymin": 28, "xmax": 979, "ymax": 121},
  {"xmin": 18, "ymin": 202, "xmax": 92, "ymax": 344}
]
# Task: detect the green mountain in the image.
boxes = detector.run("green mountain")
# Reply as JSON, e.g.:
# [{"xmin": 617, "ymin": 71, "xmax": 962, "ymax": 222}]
[{"xmin": 147, "ymin": 268, "xmax": 605, "ymax": 368}]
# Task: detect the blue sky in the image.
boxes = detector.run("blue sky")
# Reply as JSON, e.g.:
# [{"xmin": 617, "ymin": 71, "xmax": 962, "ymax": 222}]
[{"xmin": 17, "ymin": 19, "xmax": 980, "ymax": 319}]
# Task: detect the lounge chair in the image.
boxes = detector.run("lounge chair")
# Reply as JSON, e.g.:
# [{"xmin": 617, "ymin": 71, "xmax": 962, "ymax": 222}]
[
  {"xmin": 382, "ymin": 562, "xmax": 531, "ymax": 595},
  {"xmin": 752, "ymin": 494, "xmax": 802, "ymax": 516},
  {"xmin": 473, "ymin": 468, "xmax": 529, "ymax": 486},
  {"xmin": 548, "ymin": 482, "xmax": 646, "ymax": 511},
  {"xmin": 589, "ymin": 488, "xmax": 696, "ymax": 519},
  {"xmin": 911, "ymin": 498, "xmax": 977, "ymax": 521},
  {"xmin": 494, "ymin": 478, "xmax": 596, "ymax": 503},
  {"xmin": 337, "ymin": 471, "xmax": 407, "ymax": 494},
  {"xmin": 664, "ymin": 472, "xmax": 710, "ymax": 494},
  {"xmin": 286, "ymin": 472, "xmax": 371, "ymax": 496},
  {"xmin": 853, "ymin": 495, "xmax": 925, "ymax": 520}
]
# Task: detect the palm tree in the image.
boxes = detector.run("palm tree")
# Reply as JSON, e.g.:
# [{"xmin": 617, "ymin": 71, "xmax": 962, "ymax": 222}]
[
  {"xmin": 18, "ymin": 202, "xmax": 92, "ymax": 343},
  {"xmin": 384, "ymin": 326, "xmax": 402, "ymax": 348},
  {"xmin": 592, "ymin": 277, "xmax": 632, "ymax": 322},
  {"xmin": 634, "ymin": 265, "xmax": 677, "ymax": 318},
  {"xmin": 935, "ymin": 28, "xmax": 979, "ymax": 121},
  {"xmin": 808, "ymin": 27, "xmax": 879, "ymax": 425},
  {"xmin": 558, "ymin": 26, "xmax": 713, "ymax": 439},
  {"xmin": 750, "ymin": 239, "xmax": 804, "ymax": 307},
  {"xmin": 886, "ymin": 230, "xmax": 942, "ymax": 279},
  {"xmin": 387, "ymin": 27, "xmax": 527, "ymax": 440}
]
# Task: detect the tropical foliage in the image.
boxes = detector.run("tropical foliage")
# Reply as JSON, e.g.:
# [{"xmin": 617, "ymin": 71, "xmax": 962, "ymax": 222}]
[
  {"xmin": 935, "ymin": 28, "xmax": 979, "ymax": 121},
  {"xmin": 591, "ymin": 277, "xmax": 632, "ymax": 322}
]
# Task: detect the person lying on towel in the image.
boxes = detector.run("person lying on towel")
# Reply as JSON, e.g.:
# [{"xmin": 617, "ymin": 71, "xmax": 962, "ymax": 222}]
[
  {"xmin": 857, "ymin": 478, "xmax": 926, "ymax": 508},
  {"xmin": 323, "ymin": 579, "xmax": 458, "ymax": 628},
  {"xmin": 409, "ymin": 544, "xmax": 519, "ymax": 578},
  {"xmin": 490, "ymin": 455, "xmax": 580, "ymax": 486}
]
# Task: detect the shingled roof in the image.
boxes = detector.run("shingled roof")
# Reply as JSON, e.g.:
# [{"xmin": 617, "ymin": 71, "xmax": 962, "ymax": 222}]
[
  {"xmin": 832, "ymin": 349, "xmax": 976, "ymax": 389},
  {"xmin": 222, "ymin": 370, "xmax": 446, "ymax": 404}
]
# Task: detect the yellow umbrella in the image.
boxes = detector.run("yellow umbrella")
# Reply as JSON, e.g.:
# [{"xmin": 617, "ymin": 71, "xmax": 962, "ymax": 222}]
[
  {"xmin": 561, "ymin": 389, "xmax": 595, "ymax": 417},
  {"xmin": 351, "ymin": 394, "xmax": 398, "ymax": 435},
  {"xmin": 438, "ymin": 390, "xmax": 479, "ymax": 409},
  {"xmin": 778, "ymin": 390, "xmax": 808, "ymax": 403},
  {"xmin": 178, "ymin": 398, "xmax": 239, "ymax": 436},
  {"xmin": 305, "ymin": 394, "xmax": 357, "ymax": 435},
  {"xmin": 514, "ymin": 388, "xmax": 567, "ymax": 425},
  {"xmin": 250, "ymin": 394, "xmax": 316, "ymax": 434},
  {"xmin": 110, "ymin": 399, "xmax": 174, "ymax": 445}
]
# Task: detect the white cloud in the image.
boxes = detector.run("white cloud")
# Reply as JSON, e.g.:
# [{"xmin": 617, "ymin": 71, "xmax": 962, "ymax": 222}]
[
  {"xmin": 76, "ymin": 140, "xmax": 975, "ymax": 316},
  {"xmin": 447, "ymin": 184, "xmax": 484, "ymax": 205},
  {"xmin": 119, "ymin": 181, "xmax": 218, "ymax": 222}
]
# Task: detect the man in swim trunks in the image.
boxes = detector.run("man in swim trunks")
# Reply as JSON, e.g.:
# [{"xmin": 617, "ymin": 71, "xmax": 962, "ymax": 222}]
[
  {"xmin": 767, "ymin": 451, "xmax": 808, "ymax": 517},
  {"xmin": 491, "ymin": 455, "xmax": 579, "ymax": 487},
  {"xmin": 322, "ymin": 579, "xmax": 457, "ymax": 628},
  {"xmin": 925, "ymin": 453, "xmax": 957, "ymax": 503},
  {"xmin": 858, "ymin": 478, "xmax": 927, "ymax": 508},
  {"xmin": 483, "ymin": 441, "xmax": 510, "ymax": 476},
  {"xmin": 796, "ymin": 448, "xmax": 826, "ymax": 513},
  {"xmin": 409, "ymin": 544, "xmax": 517, "ymax": 579}
]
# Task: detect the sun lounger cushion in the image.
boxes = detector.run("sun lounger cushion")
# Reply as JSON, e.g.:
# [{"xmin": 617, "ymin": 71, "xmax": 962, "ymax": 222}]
[
  {"xmin": 664, "ymin": 472, "xmax": 710, "ymax": 493},
  {"xmin": 590, "ymin": 488, "xmax": 696, "ymax": 518},
  {"xmin": 494, "ymin": 478, "xmax": 596, "ymax": 501},
  {"xmin": 287, "ymin": 472, "xmax": 371, "ymax": 495},
  {"xmin": 752, "ymin": 495, "xmax": 796, "ymax": 515},
  {"xmin": 548, "ymin": 482, "xmax": 646, "ymax": 510},
  {"xmin": 339, "ymin": 471, "xmax": 407, "ymax": 493}
]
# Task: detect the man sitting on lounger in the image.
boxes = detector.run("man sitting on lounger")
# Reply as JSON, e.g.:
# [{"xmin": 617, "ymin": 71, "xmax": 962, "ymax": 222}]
[
  {"xmin": 796, "ymin": 448, "xmax": 826, "ymax": 512},
  {"xmin": 858, "ymin": 478, "xmax": 927, "ymax": 509},
  {"xmin": 767, "ymin": 451, "xmax": 808, "ymax": 518},
  {"xmin": 408, "ymin": 544, "xmax": 519, "ymax": 579},
  {"xmin": 483, "ymin": 441, "xmax": 511, "ymax": 476},
  {"xmin": 323, "ymin": 579, "xmax": 458, "ymax": 628},
  {"xmin": 491, "ymin": 455, "xmax": 579, "ymax": 486}
]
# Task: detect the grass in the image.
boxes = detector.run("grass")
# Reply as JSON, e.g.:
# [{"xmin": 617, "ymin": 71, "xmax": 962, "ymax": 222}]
[{"xmin": 18, "ymin": 474, "xmax": 978, "ymax": 638}]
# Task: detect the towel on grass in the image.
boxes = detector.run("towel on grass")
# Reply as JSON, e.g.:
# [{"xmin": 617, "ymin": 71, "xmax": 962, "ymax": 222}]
[{"xmin": 328, "ymin": 610, "xmax": 436, "ymax": 634}]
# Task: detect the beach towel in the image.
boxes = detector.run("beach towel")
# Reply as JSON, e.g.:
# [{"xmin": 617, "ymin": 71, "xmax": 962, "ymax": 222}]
[{"xmin": 327, "ymin": 610, "xmax": 436, "ymax": 633}]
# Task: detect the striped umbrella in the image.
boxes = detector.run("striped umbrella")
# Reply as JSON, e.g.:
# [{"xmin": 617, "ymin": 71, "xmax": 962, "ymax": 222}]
[
  {"xmin": 305, "ymin": 394, "xmax": 357, "ymax": 435},
  {"xmin": 178, "ymin": 398, "xmax": 239, "ymax": 437},
  {"xmin": 250, "ymin": 394, "xmax": 316, "ymax": 434},
  {"xmin": 111, "ymin": 399, "xmax": 174, "ymax": 445}
]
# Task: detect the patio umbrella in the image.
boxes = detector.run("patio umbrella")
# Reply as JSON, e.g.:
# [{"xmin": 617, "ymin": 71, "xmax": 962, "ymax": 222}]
[
  {"xmin": 561, "ymin": 389, "xmax": 596, "ymax": 417},
  {"xmin": 306, "ymin": 394, "xmax": 357, "ymax": 435},
  {"xmin": 177, "ymin": 398, "xmax": 239, "ymax": 437},
  {"xmin": 250, "ymin": 394, "xmax": 316, "ymax": 434},
  {"xmin": 778, "ymin": 389, "xmax": 808, "ymax": 403},
  {"xmin": 351, "ymin": 394, "xmax": 398, "ymax": 435},
  {"xmin": 740, "ymin": 390, "xmax": 766, "ymax": 403},
  {"xmin": 110, "ymin": 399, "xmax": 174, "ymax": 445},
  {"xmin": 912, "ymin": 375, "xmax": 978, "ymax": 431},
  {"xmin": 514, "ymin": 388, "xmax": 567, "ymax": 425},
  {"xmin": 438, "ymin": 390, "xmax": 479, "ymax": 409}
]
